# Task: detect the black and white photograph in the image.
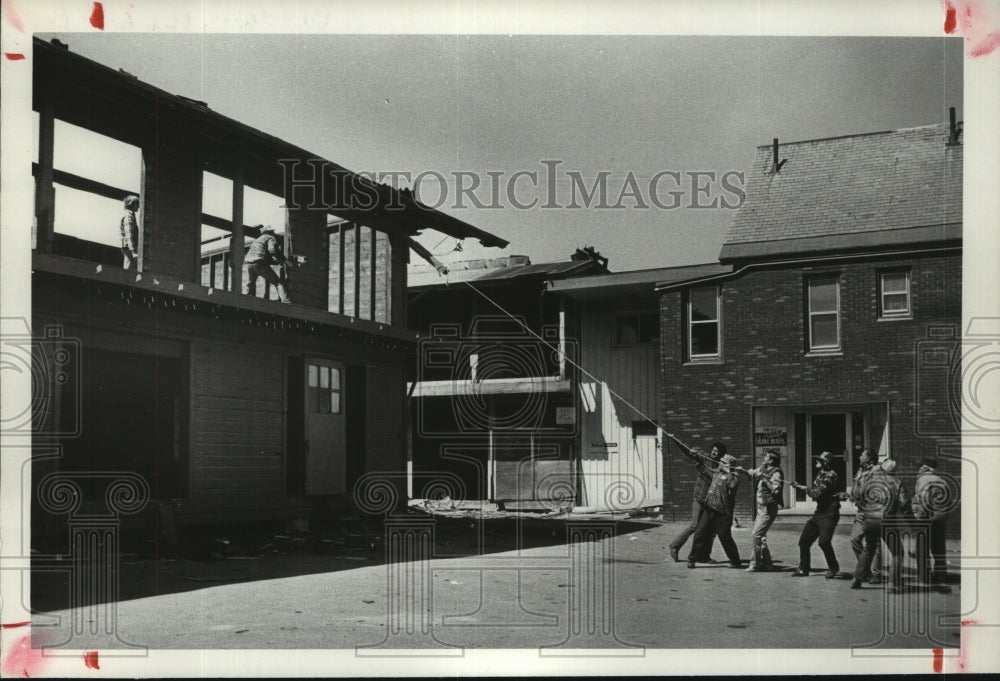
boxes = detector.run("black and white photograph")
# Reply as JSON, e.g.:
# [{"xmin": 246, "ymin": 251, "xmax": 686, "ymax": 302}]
[{"xmin": 1, "ymin": 0, "xmax": 999, "ymax": 676}]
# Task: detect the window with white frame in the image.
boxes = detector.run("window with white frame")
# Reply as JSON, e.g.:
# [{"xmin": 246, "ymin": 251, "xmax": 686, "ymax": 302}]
[
  {"xmin": 687, "ymin": 285, "xmax": 720, "ymax": 359},
  {"xmin": 807, "ymin": 276, "xmax": 841, "ymax": 351},
  {"xmin": 879, "ymin": 270, "xmax": 911, "ymax": 318}
]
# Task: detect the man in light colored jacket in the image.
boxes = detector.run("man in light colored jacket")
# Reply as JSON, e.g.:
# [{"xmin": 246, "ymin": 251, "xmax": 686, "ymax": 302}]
[
  {"xmin": 851, "ymin": 459, "xmax": 909, "ymax": 592},
  {"xmin": 912, "ymin": 457, "xmax": 951, "ymax": 585}
]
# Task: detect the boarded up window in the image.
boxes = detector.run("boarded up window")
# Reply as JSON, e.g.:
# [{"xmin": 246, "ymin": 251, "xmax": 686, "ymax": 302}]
[{"xmin": 328, "ymin": 221, "xmax": 392, "ymax": 323}]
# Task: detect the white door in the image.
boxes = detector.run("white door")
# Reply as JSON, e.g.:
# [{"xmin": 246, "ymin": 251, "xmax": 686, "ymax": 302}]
[{"xmin": 305, "ymin": 359, "xmax": 346, "ymax": 494}]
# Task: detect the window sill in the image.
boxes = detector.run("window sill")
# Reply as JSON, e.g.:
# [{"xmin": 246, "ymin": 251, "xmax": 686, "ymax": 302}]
[
  {"xmin": 684, "ymin": 357, "xmax": 723, "ymax": 366},
  {"xmin": 805, "ymin": 350, "xmax": 843, "ymax": 358},
  {"xmin": 877, "ymin": 315, "xmax": 913, "ymax": 322}
]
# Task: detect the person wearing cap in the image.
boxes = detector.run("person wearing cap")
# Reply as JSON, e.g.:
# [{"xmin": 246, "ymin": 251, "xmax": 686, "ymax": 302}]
[
  {"xmin": 668, "ymin": 442, "xmax": 724, "ymax": 563},
  {"xmin": 851, "ymin": 458, "xmax": 909, "ymax": 591},
  {"xmin": 120, "ymin": 194, "xmax": 140, "ymax": 270},
  {"xmin": 912, "ymin": 457, "xmax": 950, "ymax": 585},
  {"xmin": 846, "ymin": 449, "xmax": 884, "ymax": 583},
  {"xmin": 687, "ymin": 452, "xmax": 743, "ymax": 569},
  {"xmin": 789, "ymin": 451, "xmax": 841, "ymax": 578},
  {"xmin": 739, "ymin": 450, "xmax": 784, "ymax": 572},
  {"xmin": 244, "ymin": 225, "xmax": 292, "ymax": 303}
]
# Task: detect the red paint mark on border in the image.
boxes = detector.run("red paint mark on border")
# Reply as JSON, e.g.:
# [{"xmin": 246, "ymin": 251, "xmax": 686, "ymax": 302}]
[
  {"xmin": 1, "ymin": 621, "xmax": 31, "ymax": 628},
  {"xmin": 932, "ymin": 648, "xmax": 944, "ymax": 673},
  {"xmin": 89, "ymin": 2, "xmax": 104, "ymax": 30},
  {"xmin": 1, "ymin": 0, "xmax": 26, "ymax": 33},
  {"xmin": 4, "ymin": 52, "xmax": 25, "ymax": 60},
  {"xmin": 957, "ymin": 617, "xmax": 978, "ymax": 671},
  {"xmin": 83, "ymin": 651, "xmax": 100, "ymax": 670},
  {"xmin": 945, "ymin": 2, "xmax": 958, "ymax": 32},
  {"xmin": 0, "ymin": 634, "xmax": 47, "ymax": 678},
  {"xmin": 944, "ymin": 0, "xmax": 1000, "ymax": 57},
  {"xmin": 969, "ymin": 30, "xmax": 1000, "ymax": 56}
]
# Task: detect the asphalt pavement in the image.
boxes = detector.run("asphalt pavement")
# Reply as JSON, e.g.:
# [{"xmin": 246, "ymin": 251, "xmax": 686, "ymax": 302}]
[{"xmin": 30, "ymin": 517, "xmax": 961, "ymax": 651}]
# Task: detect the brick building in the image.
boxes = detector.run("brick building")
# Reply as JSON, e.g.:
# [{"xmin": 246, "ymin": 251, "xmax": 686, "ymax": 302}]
[{"xmin": 657, "ymin": 122, "xmax": 963, "ymax": 528}]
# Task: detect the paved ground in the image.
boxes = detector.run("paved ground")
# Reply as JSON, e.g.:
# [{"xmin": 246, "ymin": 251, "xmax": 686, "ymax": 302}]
[{"xmin": 29, "ymin": 516, "xmax": 961, "ymax": 651}]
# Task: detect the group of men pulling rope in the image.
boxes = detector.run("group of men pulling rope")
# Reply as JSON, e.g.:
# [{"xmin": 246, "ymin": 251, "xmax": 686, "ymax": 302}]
[{"xmin": 664, "ymin": 434, "xmax": 952, "ymax": 593}]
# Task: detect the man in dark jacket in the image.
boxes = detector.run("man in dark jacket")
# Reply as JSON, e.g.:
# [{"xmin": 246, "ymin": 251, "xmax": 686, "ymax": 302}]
[
  {"xmin": 668, "ymin": 443, "xmax": 724, "ymax": 563},
  {"xmin": 790, "ymin": 451, "xmax": 841, "ymax": 578},
  {"xmin": 687, "ymin": 453, "xmax": 742, "ymax": 569},
  {"xmin": 244, "ymin": 225, "xmax": 292, "ymax": 303}
]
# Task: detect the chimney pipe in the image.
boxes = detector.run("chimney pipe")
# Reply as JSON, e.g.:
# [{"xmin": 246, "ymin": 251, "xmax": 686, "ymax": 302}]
[
  {"xmin": 947, "ymin": 106, "xmax": 962, "ymax": 145},
  {"xmin": 772, "ymin": 138, "xmax": 786, "ymax": 173}
]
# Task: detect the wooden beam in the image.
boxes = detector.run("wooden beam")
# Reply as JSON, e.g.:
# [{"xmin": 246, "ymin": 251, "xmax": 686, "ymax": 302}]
[
  {"xmin": 201, "ymin": 212, "xmax": 261, "ymax": 236},
  {"xmin": 407, "ymin": 377, "xmax": 572, "ymax": 397},
  {"xmin": 31, "ymin": 165, "xmax": 138, "ymax": 204},
  {"xmin": 558, "ymin": 297, "xmax": 567, "ymax": 380},
  {"xmin": 33, "ymin": 96, "xmax": 56, "ymax": 253},
  {"xmin": 390, "ymin": 230, "xmax": 408, "ymax": 327},
  {"xmin": 382, "ymin": 232, "xmax": 392, "ymax": 324},
  {"xmin": 383, "ymin": 234, "xmax": 392, "ymax": 324},
  {"xmin": 230, "ymin": 162, "xmax": 245, "ymax": 295},
  {"xmin": 33, "ymin": 251, "xmax": 421, "ymax": 343},
  {"xmin": 369, "ymin": 228, "xmax": 377, "ymax": 322},
  {"xmin": 353, "ymin": 225, "xmax": 363, "ymax": 317},
  {"xmin": 407, "ymin": 237, "xmax": 448, "ymax": 274},
  {"xmin": 338, "ymin": 223, "xmax": 346, "ymax": 315}
]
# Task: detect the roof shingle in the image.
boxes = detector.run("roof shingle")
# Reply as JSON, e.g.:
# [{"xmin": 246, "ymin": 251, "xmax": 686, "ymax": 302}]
[{"xmin": 722, "ymin": 123, "xmax": 962, "ymax": 261}]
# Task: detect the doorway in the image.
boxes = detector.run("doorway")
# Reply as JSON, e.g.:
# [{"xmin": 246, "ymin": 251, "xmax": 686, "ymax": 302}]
[
  {"xmin": 807, "ymin": 413, "xmax": 850, "ymax": 494},
  {"xmin": 304, "ymin": 358, "xmax": 347, "ymax": 495}
]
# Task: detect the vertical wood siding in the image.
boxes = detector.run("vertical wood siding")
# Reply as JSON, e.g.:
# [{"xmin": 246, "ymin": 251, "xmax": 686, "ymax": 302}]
[
  {"xmin": 578, "ymin": 306, "xmax": 663, "ymax": 510},
  {"xmin": 189, "ymin": 340, "xmax": 285, "ymax": 500}
]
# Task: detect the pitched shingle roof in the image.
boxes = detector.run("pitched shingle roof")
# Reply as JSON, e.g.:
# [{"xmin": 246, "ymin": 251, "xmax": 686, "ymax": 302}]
[{"xmin": 720, "ymin": 123, "xmax": 962, "ymax": 262}]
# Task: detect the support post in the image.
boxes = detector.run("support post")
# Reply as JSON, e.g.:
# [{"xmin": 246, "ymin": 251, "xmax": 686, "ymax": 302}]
[
  {"xmin": 230, "ymin": 163, "xmax": 245, "ymax": 294},
  {"xmin": 34, "ymin": 90, "xmax": 56, "ymax": 253}
]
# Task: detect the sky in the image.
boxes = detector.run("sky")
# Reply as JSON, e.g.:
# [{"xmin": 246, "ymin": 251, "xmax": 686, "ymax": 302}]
[{"xmin": 38, "ymin": 32, "xmax": 963, "ymax": 272}]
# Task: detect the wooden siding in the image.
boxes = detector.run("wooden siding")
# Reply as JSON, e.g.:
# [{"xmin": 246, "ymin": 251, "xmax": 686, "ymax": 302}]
[
  {"xmin": 577, "ymin": 305, "xmax": 663, "ymax": 510},
  {"xmin": 143, "ymin": 140, "xmax": 201, "ymax": 281},
  {"xmin": 189, "ymin": 341, "xmax": 285, "ymax": 497},
  {"xmin": 286, "ymin": 206, "xmax": 328, "ymax": 309},
  {"xmin": 365, "ymin": 362, "xmax": 406, "ymax": 472}
]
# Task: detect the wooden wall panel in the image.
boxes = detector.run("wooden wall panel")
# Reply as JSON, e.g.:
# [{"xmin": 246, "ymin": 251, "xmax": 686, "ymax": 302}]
[
  {"xmin": 143, "ymin": 143, "xmax": 201, "ymax": 281},
  {"xmin": 577, "ymin": 305, "xmax": 663, "ymax": 510}
]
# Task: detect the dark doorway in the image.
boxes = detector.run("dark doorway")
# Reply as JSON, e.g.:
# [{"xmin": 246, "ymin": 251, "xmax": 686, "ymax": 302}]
[{"xmin": 810, "ymin": 413, "xmax": 847, "ymax": 493}]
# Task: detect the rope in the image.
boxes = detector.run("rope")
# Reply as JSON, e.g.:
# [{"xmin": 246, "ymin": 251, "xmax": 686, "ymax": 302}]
[{"xmin": 459, "ymin": 279, "xmax": 812, "ymax": 490}]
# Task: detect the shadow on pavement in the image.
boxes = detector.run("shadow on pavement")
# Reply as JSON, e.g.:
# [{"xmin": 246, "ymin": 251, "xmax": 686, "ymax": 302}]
[{"xmin": 30, "ymin": 512, "xmax": 655, "ymax": 613}]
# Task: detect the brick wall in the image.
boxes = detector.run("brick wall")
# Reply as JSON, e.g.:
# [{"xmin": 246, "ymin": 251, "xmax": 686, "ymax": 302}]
[{"xmin": 659, "ymin": 251, "xmax": 962, "ymax": 529}]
